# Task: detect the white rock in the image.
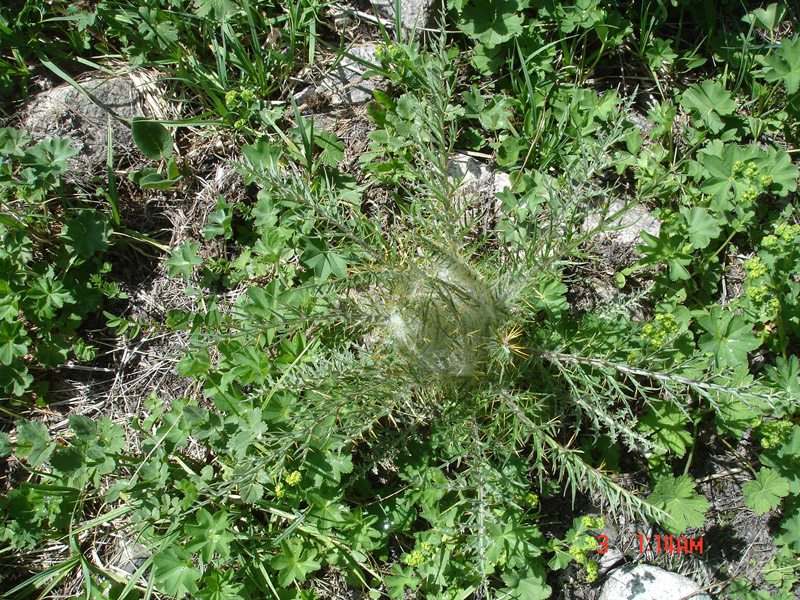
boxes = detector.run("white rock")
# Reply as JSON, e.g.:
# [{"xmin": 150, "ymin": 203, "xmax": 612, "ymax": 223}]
[
  {"xmin": 22, "ymin": 73, "xmax": 165, "ymax": 182},
  {"xmin": 372, "ymin": 0, "xmax": 435, "ymax": 38},
  {"xmin": 447, "ymin": 153, "xmax": 510, "ymax": 198},
  {"xmin": 583, "ymin": 199, "xmax": 661, "ymax": 247},
  {"xmin": 318, "ymin": 44, "xmax": 382, "ymax": 105},
  {"xmin": 598, "ymin": 565, "xmax": 711, "ymax": 600}
]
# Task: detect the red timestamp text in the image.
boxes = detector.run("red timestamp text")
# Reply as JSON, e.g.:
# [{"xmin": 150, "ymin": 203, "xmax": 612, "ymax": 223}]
[{"xmin": 595, "ymin": 535, "xmax": 703, "ymax": 555}]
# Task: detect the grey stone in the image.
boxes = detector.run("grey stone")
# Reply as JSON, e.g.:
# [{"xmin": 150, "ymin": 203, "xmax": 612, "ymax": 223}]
[
  {"xmin": 598, "ymin": 565, "xmax": 711, "ymax": 600},
  {"xmin": 447, "ymin": 154, "xmax": 508, "ymax": 227},
  {"xmin": 628, "ymin": 111, "xmax": 656, "ymax": 136},
  {"xmin": 317, "ymin": 44, "xmax": 383, "ymax": 105},
  {"xmin": 448, "ymin": 153, "xmax": 510, "ymax": 198},
  {"xmin": 583, "ymin": 199, "xmax": 661, "ymax": 247},
  {"xmin": 22, "ymin": 76, "xmax": 151, "ymax": 182},
  {"xmin": 372, "ymin": 0, "xmax": 437, "ymax": 38}
]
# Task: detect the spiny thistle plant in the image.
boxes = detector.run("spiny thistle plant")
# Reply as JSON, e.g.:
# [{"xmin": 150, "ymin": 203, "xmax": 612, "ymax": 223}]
[
  {"xmin": 236, "ymin": 32, "xmax": 791, "ymax": 530},
  {"xmin": 382, "ymin": 253, "xmax": 501, "ymax": 379}
]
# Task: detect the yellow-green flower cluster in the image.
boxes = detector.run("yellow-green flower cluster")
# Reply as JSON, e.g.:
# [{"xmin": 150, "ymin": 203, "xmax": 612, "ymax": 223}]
[
  {"xmin": 746, "ymin": 284, "xmax": 770, "ymax": 303},
  {"xmin": 759, "ymin": 420, "xmax": 793, "ymax": 449},
  {"xmin": 403, "ymin": 542, "xmax": 433, "ymax": 567},
  {"xmin": 744, "ymin": 257, "xmax": 767, "ymax": 279},
  {"xmin": 642, "ymin": 313, "xmax": 679, "ymax": 346},
  {"xmin": 585, "ymin": 559, "xmax": 599, "ymax": 582},
  {"xmin": 374, "ymin": 44, "xmax": 404, "ymax": 66},
  {"xmin": 741, "ymin": 187, "xmax": 759, "ymax": 204},
  {"xmin": 581, "ymin": 516, "xmax": 605, "ymax": 529},
  {"xmin": 274, "ymin": 470, "xmax": 302, "ymax": 498},
  {"xmin": 274, "ymin": 482, "xmax": 286, "ymax": 498},
  {"xmin": 775, "ymin": 222, "xmax": 800, "ymax": 242}
]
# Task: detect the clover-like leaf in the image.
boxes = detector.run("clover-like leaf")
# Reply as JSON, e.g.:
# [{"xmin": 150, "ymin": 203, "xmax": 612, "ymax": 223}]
[
  {"xmin": 302, "ymin": 238, "xmax": 348, "ymax": 280},
  {"xmin": 385, "ymin": 564, "xmax": 420, "ymax": 600},
  {"xmin": 62, "ymin": 209, "xmax": 112, "ymax": 259},
  {"xmin": 270, "ymin": 540, "xmax": 321, "ymax": 586},
  {"xmin": 15, "ymin": 419, "xmax": 56, "ymax": 468},
  {"xmin": 697, "ymin": 307, "xmax": 761, "ymax": 369},
  {"xmin": 776, "ymin": 511, "xmax": 800, "ymax": 551},
  {"xmin": 647, "ymin": 474, "xmax": 709, "ymax": 534},
  {"xmin": 185, "ymin": 508, "xmax": 235, "ymax": 562},
  {"xmin": 0, "ymin": 321, "xmax": 29, "ymax": 366},
  {"xmin": 639, "ymin": 402, "xmax": 692, "ymax": 457},
  {"xmin": 165, "ymin": 241, "xmax": 203, "ymax": 279},
  {"xmin": 501, "ymin": 567, "xmax": 552, "ymax": 600},
  {"xmin": 743, "ymin": 468, "xmax": 790, "ymax": 515}
]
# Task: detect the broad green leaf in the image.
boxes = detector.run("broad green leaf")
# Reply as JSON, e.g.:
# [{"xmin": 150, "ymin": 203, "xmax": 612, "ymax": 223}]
[
  {"xmin": 680, "ymin": 206, "xmax": 720, "ymax": 250},
  {"xmin": 69, "ymin": 414, "xmax": 97, "ymax": 440},
  {"xmin": 15, "ymin": 419, "xmax": 55, "ymax": 467},
  {"xmin": 0, "ymin": 431, "xmax": 12, "ymax": 457},
  {"xmin": 152, "ymin": 549, "xmax": 201, "ymax": 598},
  {"xmin": 385, "ymin": 564, "xmax": 419, "ymax": 599},
  {"xmin": 165, "ymin": 241, "xmax": 203, "ymax": 279},
  {"xmin": 131, "ymin": 119, "xmax": 173, "ymax": 160},
  {"xmin": 743, "ymin": 4, "xmax": 787, "ymax": 31},
  {"xmin": 302, "ymin": 239, "xmax": 348, "ymax": 279},
  {"xmin": 681, "ymin": 81, "xmax": 737, "ymax": 133},
  {"xmin": 697, "ymin": 307, "xmax": 761, "ymax": 368},
  {"xmin": 62, "ymin": 210, "xmax": 112, "ymax": 259},
  {"xmin": 196, "ymin": 569, "xmax": 244, "ymax": 600},
  {"xmin": 22, "ymin": 137, "xmax": 79, "ymax": 172},
  {"xmin": 647, "ymin": 474, "xmax": 709, "ymax": 534},
  {"xmin": 699, "ymin": 143, "xmax": 753, "ymax": 203},
  {"xmin": 756, "ymin": 148, "xmax": 798, "ymax": 196},
  {"xmin": 638, "ymin": 402, "xmax": 692, "ymax": 457},
  {"xmin": 0, "ymin": 127, "xmax": 31, "ymax": 157},
  {"xmin": 0, "ymin": 363, "xmax": 33, "ymax": 396},
  {"xmin": 203, "ymin": 200, "xmax": 234, "ymax": 240},
  {"xmin": 315, "ymin": 130, "xmax": 344, "ymax": 167},
  {"xmin": 501, "ymin": 567, "xmax": 552, "ymax": 600},
  {"xmin": 743, "ymin": 468, "xmax": 790, "ymax": 514},
  {"xmin": 776, "ymin": 511, "xmax": 800, "ymax": 551},
  {"xmin": 27, "ymin": 273, "xmax": 70, "ymax": 319},
  {"xmin": 761, "ymin": 35, "xmax": 800, "ymax": 93},
  {"xmin": 636, "ymin": 231, "xmax": 693, "ymax": 281},
  {"xmin": 0, "ymin": 321, "xmax": 29, "ymax": 366},
  {"xmin": 459, "ymin": 0, "xmax": 523, "ymax": 47},
  {"xmin": 51, "ymin": 446, "xmax": 85, "ymax": 475}
]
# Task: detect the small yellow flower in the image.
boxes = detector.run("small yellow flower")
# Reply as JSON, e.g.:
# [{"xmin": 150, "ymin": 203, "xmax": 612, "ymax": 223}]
[{"xmin": 274, "ymin": 482, "xmax": 286, "ymax": 498}]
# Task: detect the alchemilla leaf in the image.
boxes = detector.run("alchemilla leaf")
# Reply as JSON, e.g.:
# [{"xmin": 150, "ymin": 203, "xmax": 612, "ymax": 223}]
[
  {"xmin": 743, "ymin": 468, "xmax": 790, "ymax": 515},
  {"xmin": 647, "ymin": 475, "xmax": 709, "ymax": 534}
]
